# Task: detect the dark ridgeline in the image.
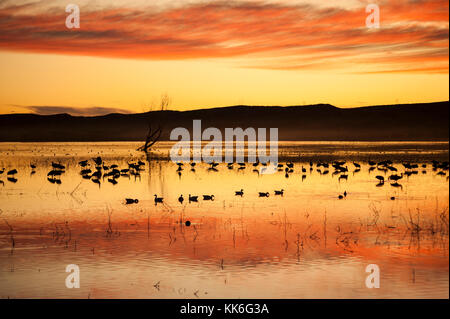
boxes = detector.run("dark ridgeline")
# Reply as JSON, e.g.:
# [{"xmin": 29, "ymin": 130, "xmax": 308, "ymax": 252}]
[{"xmin": 0, "ymin": 101, "xmax": 448, "ymax": 141}]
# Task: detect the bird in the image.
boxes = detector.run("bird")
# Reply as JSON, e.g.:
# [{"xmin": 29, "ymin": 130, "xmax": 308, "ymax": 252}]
[
  {"xmin": 125, "ymin": 198, "xmax": 138, "ymax": 204},
  {"xmin": 47, "ymin": 170, "xmax": 63, "ymax": 177},
  {"xmin": 344, "ymin": 191, "xmax": 347, "ymax": 197},
  {"xmin": 235, "ymin": 189, "xmax": 244, "ymax": 196},
  {"xmin": 108, "ymin": 178, "xmax": 118, "ymax": 185},
  {"xmin": 80, "ymin": 169, "xmax": 92, "ymax": 175},
  {"xmin": 51, "ymin": 162, "xmax": 65, "ymax": 170},
  {"xmin": 7, "ymin": 169, "xmax": 17, "ymax": 176},
  {"xmin": 389, "ymin": 173, "xmax": 403, "ymax": 182},
  {"xmin": 203, "ymin": 195, "xmax": 215, "ymax": 201},
  {"xmin": 368, "ymin": 161, "xmax": 376, "ymax": 166},
  {"xmin": 0, "ymin": 168, "xmax": 5, "ymax": 175},
  {"xmin": 259, "ymin": 192, "xmax": 269, "ymax": 197},
  {"xmin": 189, "ymin": 194, "xmax": 198, "ymax": 202},
  {"xmin": 154, "ymin": 195, "xmax": 164, "ymax": 204},
  {"xmin": 274, "ymin": 189, "xmax": 284, "ymax": 196},
  {"xmin": 178, "ymin": 195, "xmax": 184, "ymax": 204},
  {"xmin": 79, "ymin": 160, "xmax": 88, "ymax": 167},
  {"xmin": 30, "ymin": 163, "xmax": 36, "ymax": 169},
  {"xmin": 93, "ymin": 157, "xmax": 102, "ymax": 166},
  {"xmin": 353, "ymin": 162, "xmax": 361, "ymax": 169},
  {"xmin": 375, "ymin": 175, "xmax": 385, "ymax": 183},
  {"xmin": 338, "ymin": 195, "xmax": 344, "ymax": 199}
]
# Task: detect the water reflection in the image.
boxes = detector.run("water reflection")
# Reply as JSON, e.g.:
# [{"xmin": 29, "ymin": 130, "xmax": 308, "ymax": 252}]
[{"xmin": 0, "ymin": 142, "xmax": 448, "ymax": 298}]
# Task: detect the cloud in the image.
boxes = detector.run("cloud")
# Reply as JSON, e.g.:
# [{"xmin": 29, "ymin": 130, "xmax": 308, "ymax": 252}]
[
  {"xmin": 22, "ymin": 105, "xmax": 133, "ymax": 116},
  {"xmin": 0, "ymin": 0, "xmax": 447, "ymax": 72}
]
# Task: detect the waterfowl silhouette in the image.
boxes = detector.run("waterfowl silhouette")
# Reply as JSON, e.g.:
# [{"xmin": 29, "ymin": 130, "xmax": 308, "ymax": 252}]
[
  {"xmin": 189, "ymin": 194, "xmax": 198, "ymax": 202},
  {"xmin": 258, "ymin": 192, "xmax": 269, "ymax": 197},
  {"xmin": 7, "ymin": 169, "xmax": 17, "ymax": 176},
  {"xmin": 125, "ymin": 198, "xmax": 139, "ymax": 204},
  {"xmin": 375, "ymin": 175, "xmax": 385, "ymax": 183},
  {"xmin": 235, "ymin": 189, "xmax": 244, "ymax": 196},
  {"xmin": 274, "ymin": 189, "xmax": 284, "ymax": 196},
  {"xmin": 203, "ymin": 195, "xmax": 215, "ymax": 201},
  {"xmin": 154, "ymin": 194, "xmax": 164, "ymax": 204},
  {"xmin": 79, "ymin": 160, "xmax": 88, "ymax": 167},
  {"xmin": 178, "ymin": 194, "xmax": 184, "ymax": 204}
]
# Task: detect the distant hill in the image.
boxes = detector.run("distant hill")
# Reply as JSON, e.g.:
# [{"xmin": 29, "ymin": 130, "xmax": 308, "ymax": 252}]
[{"xmin": 0, "ymin": 102, "xmax": 448, "ymax": 142}]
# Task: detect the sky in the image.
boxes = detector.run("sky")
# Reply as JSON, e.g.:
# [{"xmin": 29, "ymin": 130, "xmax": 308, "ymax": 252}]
[{"xmin": 0, "ymin": 0, "xmax": 448, "ymax": 115}]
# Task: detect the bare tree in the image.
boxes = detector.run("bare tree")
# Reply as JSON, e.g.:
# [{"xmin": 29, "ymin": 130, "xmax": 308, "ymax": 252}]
[{"xmin": 137, "ymin": 93, "xmax": 171, "ymax": 153}]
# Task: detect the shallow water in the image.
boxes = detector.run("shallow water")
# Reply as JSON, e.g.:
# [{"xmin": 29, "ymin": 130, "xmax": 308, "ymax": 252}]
[{"xmin": 0, "ymin": 141, "xmax": 448, "ymax": 298}]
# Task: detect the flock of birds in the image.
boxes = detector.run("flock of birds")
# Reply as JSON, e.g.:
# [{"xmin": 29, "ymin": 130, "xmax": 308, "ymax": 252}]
[{"xmin": 0, "ymin": 158, "xmax": 448, "ymax": 203}]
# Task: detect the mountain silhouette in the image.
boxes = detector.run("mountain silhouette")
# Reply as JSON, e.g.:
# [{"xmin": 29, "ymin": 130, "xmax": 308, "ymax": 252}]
[{"xmin": 0, "ymin": 102, "xmax": 448, "ymax": 141}]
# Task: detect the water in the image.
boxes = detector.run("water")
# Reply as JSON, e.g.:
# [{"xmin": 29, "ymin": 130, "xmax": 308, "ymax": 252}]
[{"xmin": 0, "ymin": 141, "xmax": 448, "ymax": 298}]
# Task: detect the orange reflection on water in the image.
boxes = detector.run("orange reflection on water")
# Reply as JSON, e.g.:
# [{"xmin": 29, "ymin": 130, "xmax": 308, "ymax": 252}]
[{"xmin": 0, "ymin": 142, "xmax": 448, "ymax": 298}]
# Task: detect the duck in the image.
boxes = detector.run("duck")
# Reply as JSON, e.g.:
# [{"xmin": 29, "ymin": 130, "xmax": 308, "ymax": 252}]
[
  {"xmin": 125, "ymin": 198, "xmax": 139, "ymax": 204},
  {"xmin": 189, "ymin": 194, "xmax": 198, "ymax": 202},
  {"xmin": 258, "ymin": 192, "xmax": 269, "ymax": 197},
  {"xmin": 154, "ymin": 194, "xmax": 164, "ymax": 204},
  {"xmin": 274, "ymin": 189, "xmax": 284, "ymax": 196},
  {"xmin": 203, "ymin": 195, "xmax": 215, "ymax": 201},
  {"xmin": 235, "ymin": 189, "xmax": 244, "ymax": 196}
]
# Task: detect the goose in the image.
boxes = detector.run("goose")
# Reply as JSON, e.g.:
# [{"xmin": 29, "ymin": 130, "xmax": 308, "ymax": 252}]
[
  {"xmin": 353, "ymin": 162, "xmax": 361, "ymax": 169},
  {"xmin": 189, "ymin": 194, "xmax": 198, "ymax": 202},
  {"xmin": 375, "ymin": 175, "xmax": 385, "ymax": 183},
  {"xmin": 7, "ymin": 169, "xmax": 17, "ymax": 176},
  {"xmin": 389, "ymin": 173, "xmax": 403, "ymax": 182},
  {"xmin": 258, "ymin": 192, "xmax": 269, "ymax": 197},
  {"xmin": 339, "ymin": 174, "xmax": 348, "ymax": 181},
  {"xmin": 110, "ymin": 164, "xmax": 119, "ymax": 169},
  {"xmin": 368, "ymin": 161, "xmax": 376, "ymax": 166},
  {"xmin": 93, "ymin": 157, "xmax": 102, "ymax": 166},
  {"xmin": 0, "ymin": 168, "xmax": 4, "ymax": 175},
  {"xmin": 203, "ymin": 195, "xmax": 215, "ymax": 201},
  {"xmin": 253, "ymin": 161, "xmax": 259, "ymax": 167},
  {"xmin": 344, "ymin": 191, "xmax": 347, "ymax": 197},
  {"xmin": 47, "ymin": 170, "xmax": 63, "ymax": 177},
  {"xmin": 137, "ymin": 160, "xmax": 145, "ymax": 166},
  {"xmin": 79, "ymin": 160, "xmax": 88, "ymax": 167},
  {"xmin": 108, "ymin": 178, "xmax": 118, "ymax": 185},
  {"xmin": 235, "ymin": 189, "xmax": 244, "ymax": 196},
  {"xmin": 338, "ymin": 195, "xmax": 344, "ymax": 199},
  {"xmin": 52, "ymin": 162, "xmax": 65, "ymax": 170},
  {"xmin": 286, "ymin": 162, "xmax": 294, "ymax": 169},
  {"xmin": 178, "ymin": 194, "xmax": 184, "ymax": 204},
  {"xmin": 91, "ymin": 171, "xmax": 102, "ymax": 179},
  {"xmin": 8, "ymin": 177, "xmax": 18, "ymax": 183},
  {"xmin": 274, "ymin": 189, "xmax": 284, "ymax": 196},
  {"xmin": 301, "ymin": 166, "xmax": 307, "ymax": 173},
  {"xmin": 81, "ymin": 169, "xmax": 92, "ymax": 175},
  {"xmin": 154, "ymin": 194, "xmax": 164, "ymax": 204},
  {"xmin": 125, "ymin": 198, "xmax": 139, "ymax": 204},
  {"xmin": 30, "ymin": 163, "xmax": 36, "ymax": 169}
]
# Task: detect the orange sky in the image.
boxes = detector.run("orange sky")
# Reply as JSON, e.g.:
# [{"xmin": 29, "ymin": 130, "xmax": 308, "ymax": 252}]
[{"xmin": 0, "ymin": 0, "xmax": 448, "ymax": 115}]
